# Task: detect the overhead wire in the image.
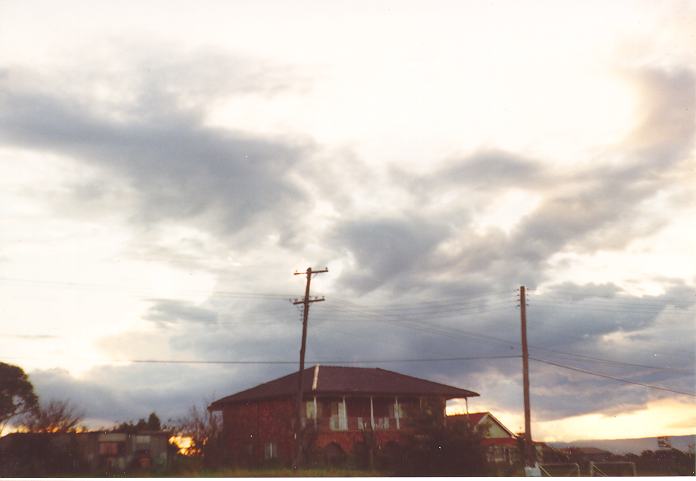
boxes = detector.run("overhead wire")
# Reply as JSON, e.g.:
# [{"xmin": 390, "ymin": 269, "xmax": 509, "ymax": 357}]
[
  {"xmin": 2, "ymin": 276, "xmax": 692, "ymax": 376},
  {"xmin": 530, "ymin": 357, "xmax": 696, "ymax": 398},
  {"xmin": 125, "ymin": 355, "xmax": 522, "ymax": 365},
  {"xmin": 1, "ymin": 354, "xmax": 521, "ymax": 366}
]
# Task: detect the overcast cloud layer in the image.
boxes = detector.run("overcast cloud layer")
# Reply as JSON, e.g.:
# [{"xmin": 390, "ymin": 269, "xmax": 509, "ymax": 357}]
[{"xmin": 0, "ymin": 1, "xmax": 694, "ymax": 440}]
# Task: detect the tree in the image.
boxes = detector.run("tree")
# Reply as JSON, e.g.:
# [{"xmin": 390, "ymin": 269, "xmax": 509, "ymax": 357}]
[
  {"xmin": 147, "ymin": 412, "xmax": 162, "ymax": 431},
  {"xmin": 174, "ymin": 402, "xmax": 223, "ymax": 466},
  {"xmin": 112, "ymin": 412, "xmax": 165, "ymax": 433},
  {"xmin": 0, "ymin": 362, "xmax": 38, "ymax": 434},
  {"xmin": 19, "ymin": 399, "xmax": 85, "ymax": 433},
  {"xmin": 397, "ymin": 409, "xmax": 488, "ymax": 476}
]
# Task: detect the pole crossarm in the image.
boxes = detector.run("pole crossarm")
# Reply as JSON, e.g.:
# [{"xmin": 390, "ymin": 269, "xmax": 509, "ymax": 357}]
[
  {"xmin": 294, "ymin": 268, "xmax": 328, "ymax": 276},
  {"xmin": 292, "ymin": 296, "xmax": 325, "ymax": 305}
]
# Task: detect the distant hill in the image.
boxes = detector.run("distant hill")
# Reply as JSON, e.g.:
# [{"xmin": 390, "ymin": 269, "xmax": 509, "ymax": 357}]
[{"xmin": 549, "ymin": 435, "xmax": 695, "ymax": 455}]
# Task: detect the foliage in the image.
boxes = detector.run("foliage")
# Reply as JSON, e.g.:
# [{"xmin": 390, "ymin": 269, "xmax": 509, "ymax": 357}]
[
  {"xmin": 113, "ymin": 411, "xmax": 166, "ymax": 433},
  {"xmin": 0, "ymin": 362, "xmax": 39, "ymax": 433},
  {"xmin": 174, "ymin": 402, "xmax": 223, "ymax": 466},
  {"xmin": 19, "ymin": 398, "xmax": 85, "ymax": 433},
  {"xmin": 0, "ymin": 433, "xmax": 84, "ymax": 476},
  {"xmin": 556, "ymin": 447, "xmax": 694, "ymax": 476},
  {"xmin": 633, "ymin": 448, "xmax": 695, "ymax": 476},
  {"xmin": 396, "ymin": 409, "xmax": 488, "ymax": 476},
  {"xmin": 147, "ymin": 411, "xmax": 162, "ymax": 430}
]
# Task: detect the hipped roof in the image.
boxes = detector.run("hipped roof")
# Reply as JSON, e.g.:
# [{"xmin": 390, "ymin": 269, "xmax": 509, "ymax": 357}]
[{"xmin": 210, "ymin": 365, "xmax": 479, "ymax": 409}]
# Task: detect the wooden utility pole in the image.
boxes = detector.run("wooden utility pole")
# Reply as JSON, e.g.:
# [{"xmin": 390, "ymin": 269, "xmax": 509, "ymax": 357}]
[
  {"xmin": 292, "ymin": 267, "xmax": 328, "ymax": 468},
  {"xmin": 519, "ymin": 285, "xmax": 535, "ymax": 466}
]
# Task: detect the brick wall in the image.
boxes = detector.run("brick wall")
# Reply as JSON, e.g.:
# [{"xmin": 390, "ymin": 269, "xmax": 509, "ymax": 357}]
[{"xmin": 222, "ymin": 395, "xmax": 448, "ymax": 466}]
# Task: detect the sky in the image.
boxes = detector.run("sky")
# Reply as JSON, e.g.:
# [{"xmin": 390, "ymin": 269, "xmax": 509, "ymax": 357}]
[{"xmin": 0, "ymin": 0, "xmax": 695, "ymax": 442}]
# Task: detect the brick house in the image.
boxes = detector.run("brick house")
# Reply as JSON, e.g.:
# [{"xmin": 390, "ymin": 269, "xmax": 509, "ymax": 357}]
[{"xmin": 209, "ymin": 365, "xmax": 479, "ymax": 466}]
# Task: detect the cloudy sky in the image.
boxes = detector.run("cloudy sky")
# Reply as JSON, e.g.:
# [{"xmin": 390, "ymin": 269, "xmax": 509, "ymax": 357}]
[{"xmin": 1, "ymin": 0, "xmax": 694, "ymax": 441}]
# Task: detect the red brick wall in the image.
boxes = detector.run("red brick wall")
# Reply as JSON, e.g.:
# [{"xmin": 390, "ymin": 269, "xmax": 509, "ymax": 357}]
[
  {"xmin": 223, "ymin": 398, "xmax": 295, "ymax": 466},
  {"xmin": 221, "ymin": 395, "xmax": 447, "ymax": 466}
]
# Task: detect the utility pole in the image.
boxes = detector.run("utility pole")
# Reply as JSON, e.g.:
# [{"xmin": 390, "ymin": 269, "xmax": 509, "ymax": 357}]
[
  {"xmin": 292, "ymin": 267, "xmax": 328, "ymax": 468},
  {"xmin": 519, "ymin": 285, "xmax": 535, "ymax": 467}
]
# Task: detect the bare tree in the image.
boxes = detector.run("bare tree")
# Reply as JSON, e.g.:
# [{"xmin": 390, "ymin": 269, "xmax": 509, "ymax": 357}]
[
  {"xmin": 175, "ymin": 400, "xmax": 223, "ymax": 464},
  {"xmin": 20, "ymin": 399, "xmax": 85, "ymax": 433}
]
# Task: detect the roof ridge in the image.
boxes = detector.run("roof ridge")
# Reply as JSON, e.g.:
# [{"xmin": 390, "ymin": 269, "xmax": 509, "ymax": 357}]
[
  {"xmin": 372, "ymin": 366, "xmax": 476, "ymax": 392},
  {"xmin": 312, "ymin": 365, "xmax": 320, "ymax": 391},
  {"xmin": 210, "ymin": 364, "xmax": 478, "ymax": 407}
]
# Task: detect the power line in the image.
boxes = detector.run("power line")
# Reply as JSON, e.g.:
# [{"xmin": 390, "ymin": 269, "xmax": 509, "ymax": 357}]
[
  {"xmin": 323, "ymin": 313, "xmax": 691, "ymax": 372},
  {"xmin": 530, "ymin": 357, "xmax": 696, "ymax": 398},
  {"xmin": 530, "ymin": 301, "xmax": 688, "ymax": 315},
  {"xmin": 315, "ymin": 303, "xmax": 514, "ymax": 320},
  {"xmin": 121, "ymin": 355, "xmax": 522, "ymax": 365},
  {"xmin": 329, "ymin": 294, "xmax": 517, "ymax": 312},
  {"xmin": 530, "ymin": 350, "xmax": 693, "ymax": 374},
  {"xmin": 0, "ymin": 276, "xmax": 294, "ymax": 299}
]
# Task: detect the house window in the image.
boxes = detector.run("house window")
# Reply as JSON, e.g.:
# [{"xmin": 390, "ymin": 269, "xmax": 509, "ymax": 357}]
[
  {"xmin": 134, "ymin": 435, "xmax": 151, "ymax": 450},
  {"xmin": 99, "ymin": 442, "xmax": 121, "ymax": 456},
  {"xmin": 305, "ymin": 400, "xmax": 316, "ymax": 419},
  {"xmin": 329, "ymin": 400, "xmax": 347, "ymax": 431},
  {"xmin": 264, "ymin": 442, "xmax": 278, "ymax": 460}
]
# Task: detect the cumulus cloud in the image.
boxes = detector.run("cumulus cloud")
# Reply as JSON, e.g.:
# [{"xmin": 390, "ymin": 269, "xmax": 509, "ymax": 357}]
[
  {"xmin": 0, "ymin": 55, "xmax": 313, "ymax": 248},
  {"xmin": 367, "ymin": 67, "xmax": 696, "ymax": 300}
]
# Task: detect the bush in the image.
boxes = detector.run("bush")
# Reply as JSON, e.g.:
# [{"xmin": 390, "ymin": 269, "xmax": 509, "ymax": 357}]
[{"xmin": 395, "ymin": 411, "xmax": 488, "ymax": 476}]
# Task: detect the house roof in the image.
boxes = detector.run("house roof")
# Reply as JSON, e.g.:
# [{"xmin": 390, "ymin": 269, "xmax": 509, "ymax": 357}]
[
  {"xmin": 448, "ymin": 411, "xmax": 516, "ymax": 439},
  {"xmin": 481, "ymin": 437, "xmax": 518, "ymax": 447},
  {"xmin": 450, "ymin": 412, "xmax": 488, "ymax": 425},
  {"xmin": 210, "ymin": 365, "xmax": 479, "ymax": 409}
]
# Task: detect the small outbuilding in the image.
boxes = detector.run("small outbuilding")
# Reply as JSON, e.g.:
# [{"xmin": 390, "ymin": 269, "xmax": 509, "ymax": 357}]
[{"xmin": 449, "ymin": 411, "xmax": 520, "ymax": 465}]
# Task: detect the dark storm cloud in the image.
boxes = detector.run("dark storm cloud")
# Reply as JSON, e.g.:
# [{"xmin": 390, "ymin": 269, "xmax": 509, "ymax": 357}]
[
  {"xmin": 0, "ymin": 60, "xmax": 312, "ymax": 246},
  {"xmin": 28, "ymin": 364, "xmax": 256, "ymax": 424},
  {"xmin": 332, "ymin": 217, "xmax": 450, "ymax": 293},
  {"xmin": 316, "ymin": 282, "xmax": 694, "ymax": 419},
  {"xmin": 24, "ymin": 280, "xmax": 693, "ymax": 426}
]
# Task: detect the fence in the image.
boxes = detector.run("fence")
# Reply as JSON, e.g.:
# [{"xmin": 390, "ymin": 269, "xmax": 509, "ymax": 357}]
[
  {"xmin": 589, "ymin": 461, "xmax": 637, "ymax": 476},
  {"xmin": 539, "ymin": 462, "xmax": 580, "ymax": 476}
]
